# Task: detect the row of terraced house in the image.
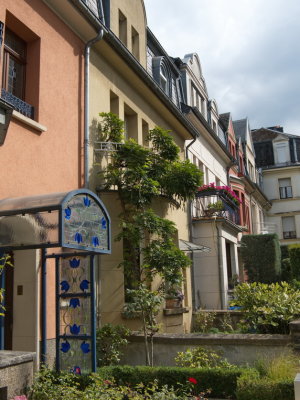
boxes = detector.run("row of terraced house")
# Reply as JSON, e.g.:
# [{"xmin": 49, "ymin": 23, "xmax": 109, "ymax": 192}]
[{"xmin": 0, "ymin": 0, "xmax": 299, "ymax": 368}]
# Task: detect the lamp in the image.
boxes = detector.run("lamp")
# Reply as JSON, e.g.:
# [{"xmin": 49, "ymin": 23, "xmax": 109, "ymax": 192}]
[{"xmin": 0, "ymin": 98, "xmax": 13, "ymax": 146}]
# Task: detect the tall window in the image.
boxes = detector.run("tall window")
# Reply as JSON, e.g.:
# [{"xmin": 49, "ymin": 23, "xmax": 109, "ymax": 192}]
[
  {"xmin": 282, "ymin": 216, "xmax": 296, "ymax": 239},
  {"xmin": 279, "ymin": 178, "xmax": 293, "ymax": 199},
  {"xmin": 160, "ymin": 64, "xmax": 168, "ymax": 93},
  {"xmin": 3, "ymin": 29, "xmax": 26, "ymax": 100},
  {"xmin": 118, "ymin": 10, "xmax": 127, "ymax": 46}
]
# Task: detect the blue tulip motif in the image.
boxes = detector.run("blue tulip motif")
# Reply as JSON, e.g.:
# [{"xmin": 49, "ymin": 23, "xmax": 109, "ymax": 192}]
[
  {"xmin": 92, "ymin": 236, "xmax": 99, "ymax": 247},
  {"xmin": 83, "ymin": 196, "xmax": 91, "ymax": 207},
  {"xmin": 72, "ymin": 366, "xmax": 81, "ymax": 375},
  {"xmin": 69, "ymin": 298, "xmax": 80, "ymax": 308},
  {"xmin": 101, "ymin": 217, "xmax": 107, "ymax": 230},
  {"xmin": 80, "ymin": 279, "xmax": 90, "ymax": 292},
  {"xmin": 64, "ymin": 207, "xmax": 72, "ymax": 220},
  {"xmin": 61, "ymin": 341, "xmax": 70, "ymax": 353},
  {"xmin": 60, "ymin": 280, "xmax": 70, "ymax": 293},
  {"xmin": 74, "ymin": 232, "xmax": 83, "ymax": 244},
  {"xmin": 81, "ymin": 341, "xmax": 90, "ymax": 354},
  {"xmin": 70, "ymin": 324, "xmax": 81, "ymax": 335},
  {"xmin": 69, "ymin": 258, "xmax": 80, "ymax": 268}
]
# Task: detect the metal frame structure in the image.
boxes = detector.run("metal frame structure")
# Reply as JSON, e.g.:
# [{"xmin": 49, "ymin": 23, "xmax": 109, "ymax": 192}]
[{"xmin": 0, "ymin": 189, "xmax": 111, "ymax": 373}]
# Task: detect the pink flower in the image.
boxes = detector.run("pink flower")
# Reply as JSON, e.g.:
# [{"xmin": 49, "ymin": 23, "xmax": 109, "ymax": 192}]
[{"xmin": 188, "ymin": 377, "xmax": 198, "ymax": 385}]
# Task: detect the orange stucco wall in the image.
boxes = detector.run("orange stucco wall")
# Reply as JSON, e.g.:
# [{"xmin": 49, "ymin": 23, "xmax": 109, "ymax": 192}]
[
  {"xmin": 0, "ymin": 0, "xmax": 84, "ymax": 197},
  {"xmin": 0, "ymin": 0, "xmax": 84, "ymax": 344}
]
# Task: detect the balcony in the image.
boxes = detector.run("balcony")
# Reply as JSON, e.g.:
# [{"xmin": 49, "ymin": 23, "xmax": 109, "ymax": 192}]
[
  {"xmin": 193, "ymin": 188, "xmax": 240, "ymax": 225},
  {"xmin": 1, "ymin": 89, "xmax": 34, "ymax": 119},
  {"xmin": 283, "ymin": 231, "xmax": 297, "ymax": 239}
]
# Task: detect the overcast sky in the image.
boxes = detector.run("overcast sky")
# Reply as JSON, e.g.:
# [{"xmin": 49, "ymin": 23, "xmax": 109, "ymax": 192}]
[{"xmin": 143, "ymin": 0, "xmax": 300, "ymax": 134}]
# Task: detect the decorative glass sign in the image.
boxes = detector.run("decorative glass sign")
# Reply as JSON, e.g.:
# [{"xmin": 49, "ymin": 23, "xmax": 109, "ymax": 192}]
[
  {"xmin": 56, "ymin": 255, "xmax": 96, "ymax": 374},
  {"xmin": 63, "ymin": 194, "xmax": 109, "ymax": 252},
  {"xmin": 0, "ymin": 189, "xmax": 111, "ymax": 254}
]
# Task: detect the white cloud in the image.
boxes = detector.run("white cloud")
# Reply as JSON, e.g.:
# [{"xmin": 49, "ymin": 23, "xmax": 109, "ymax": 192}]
[{"xmin": 143, "ymin": 0, "xmax": 300, "ymax": 133}]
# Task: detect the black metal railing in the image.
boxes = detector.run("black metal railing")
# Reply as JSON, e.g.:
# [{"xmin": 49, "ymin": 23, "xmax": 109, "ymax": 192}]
[
  {"xmin": 279, "ymin": 186, "xmax": 293, "ymax": 199},
  {"xmin": 283, "ymin": 231, "xmax": 296, "ymax": 239},
  {"xmin": 1, "ymin": 89, "xmax": 34, "ymax": 119},
  {"xmin": 193, "ymin": 191, "xmax": 240, "ymax": 225}
]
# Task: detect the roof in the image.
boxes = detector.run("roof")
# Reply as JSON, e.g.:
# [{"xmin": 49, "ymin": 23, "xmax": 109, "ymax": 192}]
[
  {"xmin": 251, "ymin": 127, "xmax": 299, "ymax": 141},
  {"xmin": 233, "ymin": 118, "xmax": 248, "ymax": 142},
  {"xmin": 219, "ymin": 112, "xmax": 230, "ymax": 131}
]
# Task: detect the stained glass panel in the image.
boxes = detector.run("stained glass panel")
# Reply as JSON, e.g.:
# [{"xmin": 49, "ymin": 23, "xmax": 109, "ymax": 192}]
[
  {"xmin": 59, "ymin": 338, "xmax": 92, "ymax": 375},
  {"xmin": 57, "ymin": 254, "xmax": 94, "ymax": 373},
  {"xmin": 64, "ymin": 194, "xmax": 109, "ymax": 252}
]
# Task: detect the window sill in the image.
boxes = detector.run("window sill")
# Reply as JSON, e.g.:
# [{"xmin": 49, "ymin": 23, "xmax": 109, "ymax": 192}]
[
  {"xmin": 12, "ymin": 110, "xmax": 47, "ymax": 133},
  {"xmin": 163, "ymin": 307, "xmax": 189, "ymax": 316}
]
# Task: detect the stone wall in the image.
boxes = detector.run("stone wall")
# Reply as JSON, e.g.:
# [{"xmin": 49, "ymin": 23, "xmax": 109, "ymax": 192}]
[
  {"xmin": 121, "ymin": 333, "xmax": 291, "ymax": 367},
  {"xmin": 0, "ymin": 351, "xmax": 35, "ymax": 400}
]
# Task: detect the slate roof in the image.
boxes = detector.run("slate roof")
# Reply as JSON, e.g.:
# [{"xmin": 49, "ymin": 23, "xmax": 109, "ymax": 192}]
[
  {"xmin": 233, "ymin": 118, "xmax": 248, "ymax": 142},
  {"xmin": 219, "ymin": 112, "xmax": 230, "ymax": 131}
]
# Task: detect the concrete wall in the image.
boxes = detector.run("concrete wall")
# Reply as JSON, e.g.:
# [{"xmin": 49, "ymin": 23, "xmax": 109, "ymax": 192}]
[
  {"xmin": 0, "ymin": 351, "xmax": 35, "ymax": 400},
  {"xmin": 121, "ymin": 333, "xmax": 291, "ymax": 367}
]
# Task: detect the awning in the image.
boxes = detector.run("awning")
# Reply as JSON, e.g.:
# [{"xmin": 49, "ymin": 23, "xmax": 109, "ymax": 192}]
[
  {"xmin": 0, "ymin": 189, "xmax": 111, "ymax": 254},
  {"xmin": 179, "ymin": 239, "xmax": 210, "ymax": 253}
]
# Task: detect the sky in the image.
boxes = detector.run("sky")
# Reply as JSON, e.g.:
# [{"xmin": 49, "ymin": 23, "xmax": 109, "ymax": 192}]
[{"xmin": 143, "ymin": 0, "xmax": 300, "ymax": 134}]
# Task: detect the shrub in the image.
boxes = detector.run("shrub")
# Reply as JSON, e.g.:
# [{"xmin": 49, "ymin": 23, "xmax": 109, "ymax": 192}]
[
  {"xmin": 230, "ymin": 282, "xmax": 300, "ymax": 333},
  {"xmin": 193, "ymin": 309, "xmax": 216, "ymax": 333},
  {"xmin": 254, "ymin": 351, "xmax": 299, "ymax": 381},
  {"xmin": 96, "ymin": 323, "xmax": 130, "ymax": 366},
  {"xmin": 289, "ymin": 244, "xmax": 300, "ymax": 280},
  {"xmin": 281, "ymin": 258, "xmax": 292, "ymax": 282},
  {"xmin": 280, "ymin": 245, "xmax": 289, "ymax": 260},
  {"xmin": 97, "ymin": 365, "xmax": 248, "ymax": 399},
  {"xmin": 236, "ymin": 376, "xmax": 294, "ymax": 400},
  {"xmin": 175, "ymin": 347, "xmax": 233, "ymax": 369},
  {"xmin": 240, "ymin": 234, "xmax": 281, "ymax": 283}
]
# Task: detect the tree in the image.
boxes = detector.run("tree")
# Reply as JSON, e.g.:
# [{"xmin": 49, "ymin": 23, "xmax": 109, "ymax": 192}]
[{"xmin": 96, "ymin": 113, "xmax": 203, "ymax": 365}]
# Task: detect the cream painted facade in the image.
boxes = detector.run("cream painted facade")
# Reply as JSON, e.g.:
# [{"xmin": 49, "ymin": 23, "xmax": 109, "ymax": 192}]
[
  {"xmin": 261, "ymin": 165, "xmax": 300, "ymax": 244},
  {"xmin": 177, "ymin": 53, "xmax": 242, "ymax": 309},
  {"xmin": 252, "ymin": 127, "xmax": 300, "ymax": 245}
]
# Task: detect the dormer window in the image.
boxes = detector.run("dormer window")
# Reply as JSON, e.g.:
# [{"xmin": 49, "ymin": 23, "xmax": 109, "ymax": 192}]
[
  {"xmin": 152, "ymin": 57, "xmax": 170, "ymax": 95},
  {"xmin": 160, "ymin": 64, "xmax": 167, "ymax": 93}
]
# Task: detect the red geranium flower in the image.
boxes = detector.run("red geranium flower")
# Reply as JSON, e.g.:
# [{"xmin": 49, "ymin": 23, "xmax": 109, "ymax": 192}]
[{"xmin": 188, "ymin": 377, "xmax": 198, "ymax": 385}]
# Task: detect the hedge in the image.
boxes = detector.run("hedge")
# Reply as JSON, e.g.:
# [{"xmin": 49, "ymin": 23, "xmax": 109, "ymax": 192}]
[
  {"xmin": 240, "ymin": 234, "xmax": 281, "ymax": 283},
  {"xmin": 236, "ymin": 377, "xmax": 294, "ymax": 400},
  {"xmin": 289, "ymin": 244, "xmax": 300, "ymax": 280},
  {"xmin": 97, "ymin": 365, "xmax": 251, "ymax": 399}
]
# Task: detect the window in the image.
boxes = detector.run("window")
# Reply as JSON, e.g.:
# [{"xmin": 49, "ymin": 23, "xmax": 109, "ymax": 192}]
[
  {"xmin": 171, "ymin": 78, "xmax": 178, "ymax": 106},
  {"xmin": 146, "ymin": 47, "xmax": 154, "ymax": 76},
  {"xmin": 160, "ymin": 64, "xmax": 168, "ymax": 93},
  {"xmin": 212, "ymin": 120, "xmax": 217, "ymax": 133},
  {"xmin": 142, "ymin": 119, "xmax": 149, "ymax": 147},
  {"xmin": 110, "ymin": 90, "xmax": 119, "ymax": 116},
  {"xmin": 3, "ymin": 29, "xmax": 26, "ymax": 100},
  {"xmin": 131, "ymin": 26, "xmax": 139, "ymax": 60},
  {"xmin": 1, "ymin": 16, "xmax": 39, "ymax": 120},
  {"xmin": 279, "ymin": 178, "xmax": 293, "ymax": 199},
  {"xmin": 118, "ymin": 10, "xmax": 127, "ymax": 46},
  {"xmin": 282, "ymin": 216, "xmax": 296, "ymax": 239},
  {"xmin": 191, "ymin": 84, "xmax": 205, "ymax": 114},
  {"xmin": 124, "ymin": 104, "xmax": 138, "ymax": 142}
]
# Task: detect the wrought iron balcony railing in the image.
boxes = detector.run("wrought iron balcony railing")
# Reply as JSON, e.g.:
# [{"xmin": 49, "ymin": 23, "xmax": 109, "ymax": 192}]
[
  {"xmin": 193, "ymin": 190, "xmax": 240, "ymax": 225},
  {"xmin": 1, "ymin": 89, "xmax": 34, "ymax": 119}
]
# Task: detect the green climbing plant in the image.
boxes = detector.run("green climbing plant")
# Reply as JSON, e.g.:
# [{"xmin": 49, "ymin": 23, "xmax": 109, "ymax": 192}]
[{"xmin": 96, "ymin": 113, "xmax": 203, "ymax": 365}]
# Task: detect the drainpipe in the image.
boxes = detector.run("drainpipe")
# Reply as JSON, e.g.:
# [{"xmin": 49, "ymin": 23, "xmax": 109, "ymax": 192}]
[
  {"xmin": 84, "ymin": 28, "xmax": 105, "ymax": 188},
  {"xmin": 185, "ymin": 137, "xmax": 197, "ymax": 309}
]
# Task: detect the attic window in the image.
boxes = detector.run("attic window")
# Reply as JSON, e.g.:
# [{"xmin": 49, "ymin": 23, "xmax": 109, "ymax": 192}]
[{"xmin": 160, "ymin": 64, "xmax": 168, "ymax": 93}]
